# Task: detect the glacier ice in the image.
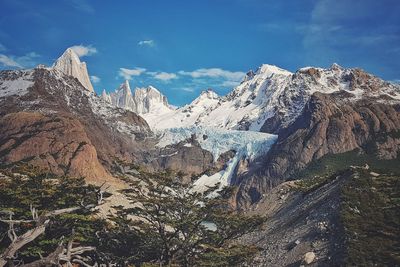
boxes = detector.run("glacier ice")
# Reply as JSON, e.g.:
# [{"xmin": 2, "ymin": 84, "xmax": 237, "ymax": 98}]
[{"xmin": 156, "ymin": 126, "xmax": 277, "ymax": 192}]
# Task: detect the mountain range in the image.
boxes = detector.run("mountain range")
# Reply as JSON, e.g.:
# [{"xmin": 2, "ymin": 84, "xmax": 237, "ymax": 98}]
[{"xmin": 1, "ymin": 47, "xmax": 399, "ymax": 265}]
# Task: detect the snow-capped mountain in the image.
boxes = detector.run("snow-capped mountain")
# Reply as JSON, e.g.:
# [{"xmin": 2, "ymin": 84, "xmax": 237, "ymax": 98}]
[
  {"xmin": 2, "ymin": 46, "xmax": 400, "ymax": 210},
  {"xmin": 102, "ymin": 80, "xmax": 175, "ymax": 117},
  {"xmin": 52, "ymin": 48, "xmax": 94, "ymax": 92},
  {"xmin": 144, "ymin": 64, "xmax": 400, "ymax": 132},
  {"xmin": 145, "ymin": 88, "xmax": 220, "ymax": 129}
]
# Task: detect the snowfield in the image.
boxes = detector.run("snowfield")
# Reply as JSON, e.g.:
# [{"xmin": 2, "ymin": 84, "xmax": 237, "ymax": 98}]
[
  {"xmin": 0, "ymin": 70, "xmax": 34, "ymax": 98},
  {"xmin": 156, "ymin": 126, "xmax": 277, "ymax": 192}
]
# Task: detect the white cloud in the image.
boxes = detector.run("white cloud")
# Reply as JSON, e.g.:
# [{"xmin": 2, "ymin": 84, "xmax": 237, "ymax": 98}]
[
  {"xmin": 178, "ymin": 68, "xmax": 245, "ymax": 82},
  {"xmin": 138, "ymin": 40, "xmax": 155, "ymax": 47},
  {"xmin": 220, "ymin": 80, "xmax": 241, "ymax": 87},
  {"xmin": 181, "ymin": 88, "xmax": 195, "ymax": 92},
  {"xmin": 0, "ymin": 52, "xmax": 40, "ymax": 69},
  {"xmin": 70, "ymin": 45, "xmax": 97, "ymax": 57},
  {"xmin": 90, "ymin": 75, "xmax": 101, "ymax": 84},
  {"xmin": 0, "ymin": 43, "xmax": 6, "ymax": 52},
  {"xmin": 0, "ymin": 54, "xmax": 22, "ymax": 68},
  {"xmin": 150, "ymin": 72, "xmax": 178, "ymax": 82},
  {"xmin": 118, "ymin": 67, "xmax": 146, "ymax": 80}
]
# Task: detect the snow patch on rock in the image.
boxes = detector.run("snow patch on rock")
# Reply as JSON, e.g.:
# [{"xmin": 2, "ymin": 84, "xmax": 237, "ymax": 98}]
[{"xmin": 0, "ymin": 70, "xmax": 34, "ymax": 98}]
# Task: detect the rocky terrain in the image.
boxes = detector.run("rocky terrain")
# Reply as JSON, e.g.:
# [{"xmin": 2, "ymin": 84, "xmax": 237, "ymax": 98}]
[
  {"xmin": 1, "ymin": 47, "xmax": 399, "ymax": 266},
  {"xmin": 0, "ymin": 49, "xmax": 231, "ymax": 185},
  {"xmin": 234, "ymin": 90, "xmax": 400, "ymax": 206}
]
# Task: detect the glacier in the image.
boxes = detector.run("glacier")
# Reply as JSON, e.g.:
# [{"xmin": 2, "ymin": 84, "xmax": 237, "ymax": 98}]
[{"xmin": 156, "ymin": 126, "xmax": 277, "ymax": 192}]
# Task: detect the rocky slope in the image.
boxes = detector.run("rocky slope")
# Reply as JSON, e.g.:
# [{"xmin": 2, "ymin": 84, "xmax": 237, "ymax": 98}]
[
  {"xmin": 0, "ymin": 65, "xmax": 152, "ymax": 182},
  {"xmin": 0, "ymin": 49, "xmax": 228, "ymax": 183},
  {"xmin": 235, "ymin": 90, "xmax": 400, "ymax": 207},
  {"xmin": 0, "ymin": 112, "xmax": 110, "ymax": 182},
  {"xmin": 144, "ymin": 64, "xmax": 400, "ymax": 134},
  {"xmin": 2, "ymin": 48, "xmax": 400, "ymax": 209}
]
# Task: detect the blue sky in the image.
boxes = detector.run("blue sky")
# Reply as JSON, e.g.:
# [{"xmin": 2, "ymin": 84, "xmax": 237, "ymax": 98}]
[{"xmin": 0, "ymin": 0, "xmax": 399, "ymax": 106}]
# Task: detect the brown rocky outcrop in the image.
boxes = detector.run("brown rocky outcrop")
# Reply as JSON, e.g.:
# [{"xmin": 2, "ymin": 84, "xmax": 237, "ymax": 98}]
[
  {"xmin": 0, "ymin": 112, "xmax": 112, "ymax": 182},
  {"xmin": 236, "ymin": 92, "xmax": 400, "ymax": 206},
  {"xmin": 0, "ymin": 68, "xmax": 221, "ymax": 181}
]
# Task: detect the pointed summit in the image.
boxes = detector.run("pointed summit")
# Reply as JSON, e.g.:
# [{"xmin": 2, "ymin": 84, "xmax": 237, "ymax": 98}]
[
  {"xmin": 256, "ymin": 64, "xmax": 292, "ymax": 77},
  {"xmin": 52, "ymin": 48, "xmax": 94, "ymax": 92},
  {"xmin": 101, "ymin": 89, "xmax": 111, "ymax": 103},
  {"xmin": 199, "ymin": 89, "xmax": 219, "ymax": 100},
  {"xmin": 111, "ymin": 80, "xmax": 136, "ymax": 110},
  {"xmin": 118, "ymin": 80, "xmax": 132, "ymax": 94},
  {"xmin": 133, "ymin": 85, "xmax": 172, "ymax": 114}
]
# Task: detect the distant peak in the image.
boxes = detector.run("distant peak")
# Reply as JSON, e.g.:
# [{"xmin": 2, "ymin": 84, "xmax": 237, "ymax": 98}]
[
  {"xmin": 199, "ymin": 88, "xmax": 218, "ymax": 98},
  {"xmin": 256, "ymin": 64, "xmax": 292, "ymax": 76},
  {"xmin": 330, "ymin": 63, "xmax": 343, "ymax": 70},
  {"xmin": 56, "ymin": 48, "xmax": 81, "ymax": 65},
  {"xmin": 123, "ymin": 80, "xmax": 130, "ymax": 87},
  {"xmin": 146, "ymin": 85, "xmax": 161, "ymax": 93},
  {"xmin": 52, "ymin": 47, "xmax": 94, "ymax": 92},
  {"xmin": 117, "ymin": 80, "xmax": 131, "ymax": 94}
]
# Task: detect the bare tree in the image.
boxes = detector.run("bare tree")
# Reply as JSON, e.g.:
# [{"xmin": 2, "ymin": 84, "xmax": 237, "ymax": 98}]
[{"xmin": 0, "ymin": 183, "xmax": 109, "ymax": 267}]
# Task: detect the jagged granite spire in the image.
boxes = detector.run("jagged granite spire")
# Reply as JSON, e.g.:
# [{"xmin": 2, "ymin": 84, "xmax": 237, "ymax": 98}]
[
  {"xmin": 108, "ymin": 81, "xmax": 173, "ymax": 115},
  {"xmin": 52, "ymin": 48, "xmax": 94, "ymax": 92}
]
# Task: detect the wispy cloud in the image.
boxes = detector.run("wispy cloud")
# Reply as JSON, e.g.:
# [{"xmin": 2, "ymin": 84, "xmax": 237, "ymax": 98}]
[
  {"xmin": 149, "ymin": 71, "xmax": 178, "ymax": 82},
  {"xmin": 70, "ymin": 45, "xmax": 97, "ymax": 57},
  {"xmin": 0, "ymin": 54, "xmax": 21, "ymax": 68},
  {"xmin": 69, "ymin": 0, "xmax": 95, "ymax": 14},
  {"xmin": 0, "ymin": 43, "xmax": 6, "ymax": 52},
  {"xmin": 0, "ymin": 51, "xmax": 40, "ymax": 69},
  {"xmin": 220, "ymin": 80, "xmax": 241, "ymax": 87},
  {"xmin": 178, "ymin": 68, "xmax": 245, "ymax": 82},
  {"xmin": 138, "ymin": 40, "xmax": 155, "ymax": 47},
  {"xmin": 116, "ymin": 66, "xmax": 245, "ymax": 92},
  {"xmin": 119, "ymin": 67, "xmax": 146, "ymax": 80},
  {"xmin": 90, "ymin": 75, "xmax": 101, "ymax": 84},
  {"xmin": 181, "ymin": 87, "xmax": 195, "ymax": 92}
]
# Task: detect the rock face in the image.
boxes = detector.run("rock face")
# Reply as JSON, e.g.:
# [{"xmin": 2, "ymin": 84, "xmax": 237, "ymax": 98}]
[
  {"xmin": 236, "ymin": 92, "xmax": 400, "ymax": 206},
  {"xmin": 0, "ymin": 112, "xmax": 110, "ymax": 181},
  {"xmin": 0, "ymin": 65, "xmax": 152, "ymax": 182},
  {"xmin": 52, "ymin": 48, "xmax": 94, "ymax": 92},
  {"xmin": 0, "ymin": 64, "xmax": 220, "ymax": 181},
  {"xmin": 239, "ymin": 171, "xmax": 348, "ymax": 266}
]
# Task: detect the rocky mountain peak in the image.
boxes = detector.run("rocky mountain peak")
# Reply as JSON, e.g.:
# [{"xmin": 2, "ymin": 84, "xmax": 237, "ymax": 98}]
[
  {"xmin": 199, "ymin": 89, "xmax": 219, "ymax": 100},
  {"xmin": 256, "ymin": 64, "xmax": 292, "ymax": 77},
  {"xmin": 330, "ymin": 62, "xmax": 343, "ymax": 70},
  {"xmin": 241, "ymin": 70, "xmax": 255, "ymax": 83},
  {"xmin": 52, "ymin": 48, "xmax": 94, "ymax": 92},
  {"xmin": 105, "ymin": 81, "xmax": 173, "ymax": 115},
  {"xmin": 101, "ymin": 89, "xmax": 111, "ymax": 103},
  {"xmin": 118, "ymin": 80, "xmax": 132, "ymax": 95}
]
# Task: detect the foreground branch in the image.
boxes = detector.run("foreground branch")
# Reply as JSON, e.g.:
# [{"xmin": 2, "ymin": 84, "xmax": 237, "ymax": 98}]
[{"xmin": 0, "ymin": 203, "xmax": 98, "ymax": 267}]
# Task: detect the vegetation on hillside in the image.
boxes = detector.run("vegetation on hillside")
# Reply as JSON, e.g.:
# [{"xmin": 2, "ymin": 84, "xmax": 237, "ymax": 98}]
[
  {"xmin": 0, "ymin": 167, "xmax": 265, "ymax": 266},
  {"xmin": 114, "ymin": 170, "xmax": 266, "ymax": 266},
  {"xmin": 294, "ymin": 149, "xmax": 400, "ymax": 192},
  {"xmin": 341, "ymin": 169, "xmax": 400, "ymax": 266}
]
